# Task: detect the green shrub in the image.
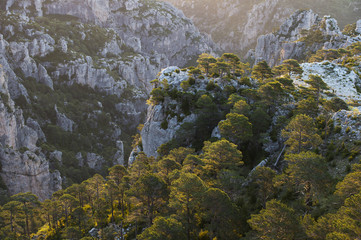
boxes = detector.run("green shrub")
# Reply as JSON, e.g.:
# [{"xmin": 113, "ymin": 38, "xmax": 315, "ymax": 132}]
[
  {"xmin": 161, "ymin": 119, "xmax": 168, "ymax": 130},
  {"xmin": 346, "ymin": 126, "xmax": 351, "ymax": 133},
  {"xmin": 206, "ymin": 80, "xmax": 216, "ymax": 91},
  {"xmin": 181, "ymin": 81, "xmax": 190, "ymax": 91},
  {"xmin": 149, "ymin": 87, "xmax": 166, "ymax": 105},
  {"xmin": 188, "ymin": 77, "xmax": 196, "ymax": 85},
  {"xmin": 239, "ymin": 77, "xmax": 252, "ymax": 87},
  {"xmin": 342, "ymin": 23, "xmax": 357, "ymax": 36},
  {"xmin": 326, "ymin": 151, "xmax": 335, "ymax": 162},
  {"xmin": 334, "ymin": 125, "xmax": 342, "ymax": 133}
]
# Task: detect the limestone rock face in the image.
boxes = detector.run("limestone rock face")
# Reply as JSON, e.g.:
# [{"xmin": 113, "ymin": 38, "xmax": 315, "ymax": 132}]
[
  {"xmin": 297, "ymin": 62, "xmax": 361, "ymax": 102},
  {"xmin": 17, "ymin": 125, "xmax": 38, "ymax": 150},
  {"xmin": 5, "ymin": 0, "xmax": 217, "ymax": 67},
  {"xmin": 0, "ymin": 148, "xmax": 61, "ymax": 200},
  {"xmin": 45, "ymin": 0, "xmax": 111, "ymax": 24},
  {"xmin": 253, "ymin": 10, "xmax": 320, "ymax": 66},
  {"xmin": 0, "ymin": 66, "xmax": 61, "ymax": 200},
  {"xmin": 86, "ymin": 153, "xmax": 105, "ymax": 170},
  {"xmin": 0, "ymin": 0, "xmax": 218, "ymax": 199},
  {"xmin": 50, "ymin": 150, "xmax": 62, "ymax": 163},
  {"xmin": 141, "ymin": 103, "xmax": 197, "ymax": 157},
  {"xmin": 55, "ymin": 106, "xmax": 75, "ymax": 132},
  {"xmin": 252, "ymin": 10, "xmax": 361, "ymax": 66},
  {"xmin": 38, "ymin": 64, "xmax": 53, "ymax": 90},
  {"xmin": 26, "ymin": 118, "xmax": 46, "ymax": 142},
  {"xmin": 113, "ymin": 140, "xmax": 125, "ymax": 166},
  {"xmin": 356, "ymin": 20, "xmax": 361, "ymax": 34},
  {"xmin": 136, "ymin": 66, "xmax": 249, "ymax": 159},
  {"xmin": 333, "ymin": 110, "xmax": 361, "ymax": 141},
  {"xmin": 0, "ymin": 66, "xmax": 18, "ymax": 148}
]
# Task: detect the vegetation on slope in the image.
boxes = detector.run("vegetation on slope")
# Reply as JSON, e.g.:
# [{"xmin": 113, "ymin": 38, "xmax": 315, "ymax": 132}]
[{"xmin": 1, "ymin": 49, "xmax": 361, "ymax": 239}]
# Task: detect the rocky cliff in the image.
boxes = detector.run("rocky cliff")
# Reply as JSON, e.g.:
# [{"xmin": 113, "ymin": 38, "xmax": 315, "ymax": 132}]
[
  {"xmin": 162, "ymin": 0, "xmax": 361, "ymax": 54},
  {"xmin": 139, "ymin": 67, "xmax": 198, "ymax": 158},
  {"xmin": 0, "ymin": 66, "xmax": 61, "ymax": 200},
  {"xmin": 251, "ymin": 10, "xmax": 361, "ymax": 66},
  {"xmin": 0, "ymin": 0, "xmax": 217, "ymax": 199},
  {"xmin": 133, "ymin": 66, "xmax": 251, "ymax": 159}
]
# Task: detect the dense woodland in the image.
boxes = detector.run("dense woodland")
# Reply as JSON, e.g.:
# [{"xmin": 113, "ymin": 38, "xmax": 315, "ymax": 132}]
[{"xmin": 1, "ymin": 39, "xmax": 361, "ymax": 239}]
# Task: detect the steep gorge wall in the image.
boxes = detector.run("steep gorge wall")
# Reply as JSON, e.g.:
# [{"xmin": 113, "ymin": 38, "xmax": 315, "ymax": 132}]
[
  {"xmin": 0, "ymin": 0, "xmax": 217, "ymax": 199},
  {"xmin": 0, "ymin": 66, "xmax": 61, "ymax": 200}
]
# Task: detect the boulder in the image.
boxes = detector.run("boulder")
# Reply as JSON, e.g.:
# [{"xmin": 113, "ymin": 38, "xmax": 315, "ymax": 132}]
[
  {"xmin": 55, "ymin": 105, "xmax": 75, "ymax": 132},
  {"xmin": 86, "ymin": 152, "xmax": 105, "ymax": 170}
]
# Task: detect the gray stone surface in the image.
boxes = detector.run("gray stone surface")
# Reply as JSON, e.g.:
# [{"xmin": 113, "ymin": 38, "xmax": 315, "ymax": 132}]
[
  {"xmin": 50, "ymin": 150, "xmax": 63, "ymax": 163},
  {"xmin": 113, "ymin": 140, "xmax": 125, "ymax": 166},
  {"xmin": 252, "ymin": 11, "xmax": 361, "ymax": 67},
  {"xmin": 38, "ymin": 64, "xmax": 53, "ymax": 90},
  {"xmin": 0, "ymin": 148, "xmax": 61, "ymax": 200},
  {"xmin": 17, "ymin": 125, "xmax": 38, "ymax": 150},
  {"xmin": 55, "ymin": 105, "xmax": 75, "ymax": 132},
  {"xmin": 356, "ymin": 19, "xmax": 361, "ymax": 34},
  {"xmin": 26, "ymin": 118, "xmax": 46, "ymax": 141},
  {"xmin": 86, "ymin": 152, "xmax": 105, "ymax": 170}
]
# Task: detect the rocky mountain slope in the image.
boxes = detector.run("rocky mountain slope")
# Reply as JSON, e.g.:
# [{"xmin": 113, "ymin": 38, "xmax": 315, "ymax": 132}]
[
  {"xmin": 250, "ymin": 10, "xmax": 361, "ymax": 66},
  {"xmin": 133, "ymin": 14, "xmax": 361, "ymax": 159},
  {"xmin": 135, "ymin": 61, "xmax": 361, "ymax": 160},
  {"xmin": 0, "ymin": 2, "xmax": 361, "ymax": 238},
  {"xmin": 0, "ymin": 0, "xmax": 217, "ymax": 199},
  {"xmin": 162, "ymin": 0, "xmax": 361, "ymax": 54}
]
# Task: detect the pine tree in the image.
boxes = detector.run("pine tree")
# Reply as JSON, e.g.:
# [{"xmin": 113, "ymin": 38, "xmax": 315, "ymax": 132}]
[
  {"xmin": 197, "ymin": 53, "xmax": 217, "ymax": 76},
  {"xmin": 282, "ymin": 114, "xmax": 322, "ymax": 153},
  {"xmin": 218, "ymin": 113, "xmax": 253, "ymax": 146},
  {"xmin": 251, "ymin": 60, "xmax": 274, "ymax": 82},
  {"xmin": 305, "ymin": 74, "xmax": 329, "ymax": 105},
  {"xmin": 248, "ymin": 200, "xmax": 303, "ymax": 240},
  {"xmin": 169, "ymin": 173, "xmax": 207, "ymax": 240}
]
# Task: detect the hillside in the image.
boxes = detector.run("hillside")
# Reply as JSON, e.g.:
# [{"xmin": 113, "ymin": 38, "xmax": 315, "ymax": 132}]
[
  {"xmin": 0, "ymin": 1, "xmax": 361, "ymax": 239},
  {"xmin": 1, "ymin": 41, "xmax": 361, "ymax": 238}
]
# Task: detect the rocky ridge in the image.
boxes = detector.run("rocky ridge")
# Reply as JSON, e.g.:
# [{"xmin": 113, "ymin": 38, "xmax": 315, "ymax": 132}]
[
  {"xmin": 251, "ymin": 10, "xmax": 361, "ymax": 66},
  {"xmin": 163, "ymin": 0, "xmax": 361, "ymax": 54}
]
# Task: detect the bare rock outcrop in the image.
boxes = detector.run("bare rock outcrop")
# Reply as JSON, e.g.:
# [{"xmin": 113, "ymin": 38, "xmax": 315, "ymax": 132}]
[
  {"xmin": 0, "ymin": 66, "xmax": 60, "ymax": 200},
  {"xmin": 86, "ymin": 153, "xmax": 105, "ymax": 170},
  {"xmin": 113, "ymin": 140, "xmax": 125, "ymax": 166},
  {"xmin": 252, "ymin": 10, "xmax": 361, "ymax": 66},
  {"xmin": 55, "ymin": 105, "xmax": 75, "ymax": 132},
  {"xmin": 135, "ymin": 66, "xmax": 246, "ymax": 158},
  {"xmin": 0, "ymin": 148, "xmax": 61, "ymax": 200},
  {"xmin": 141, "ymin": 103, "xmax": 197, "ymax": 157}
]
